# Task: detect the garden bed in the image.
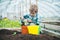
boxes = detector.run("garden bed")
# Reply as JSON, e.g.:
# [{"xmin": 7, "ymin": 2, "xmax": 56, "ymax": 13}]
[{"xmin": 0, "ymin": 29, "xmax": 60, "ymax": 40}]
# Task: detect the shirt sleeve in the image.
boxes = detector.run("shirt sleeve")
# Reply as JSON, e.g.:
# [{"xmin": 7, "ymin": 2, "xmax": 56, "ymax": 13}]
[
  {"xmin": 24, "ymin": 15, "xmax": 29, "ymax": 19},
  {"xmin": 36, "ymin": 15, "xmax": 42, "ymax": 25}
]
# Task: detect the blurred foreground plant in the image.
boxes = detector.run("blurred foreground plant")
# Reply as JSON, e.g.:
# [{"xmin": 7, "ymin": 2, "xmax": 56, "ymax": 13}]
[{"xmin": 0, "ymin": 17, "xmax": 21, "ymax": 28}]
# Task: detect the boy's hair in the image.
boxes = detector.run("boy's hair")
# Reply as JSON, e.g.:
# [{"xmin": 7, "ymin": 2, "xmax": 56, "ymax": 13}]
[{"xmin": 29, "ymin": 4, "xmax": 38, "ymax": 13}]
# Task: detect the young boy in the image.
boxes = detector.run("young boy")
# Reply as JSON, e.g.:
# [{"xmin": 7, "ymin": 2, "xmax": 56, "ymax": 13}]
[{"xmin": 22, "ymin": 4, "xmax": 41, "ymax": 25}]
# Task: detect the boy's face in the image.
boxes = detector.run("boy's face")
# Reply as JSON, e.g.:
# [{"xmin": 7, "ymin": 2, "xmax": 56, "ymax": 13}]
[{"xmin": 30, "ymin": 7, "xmax": 38, "ymax": 16}]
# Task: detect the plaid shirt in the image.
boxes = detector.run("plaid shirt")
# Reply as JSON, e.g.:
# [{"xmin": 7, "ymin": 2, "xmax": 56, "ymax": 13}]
[{"xmin": 23, "ymin": 13, "xmax": 41, "ymax": 25}]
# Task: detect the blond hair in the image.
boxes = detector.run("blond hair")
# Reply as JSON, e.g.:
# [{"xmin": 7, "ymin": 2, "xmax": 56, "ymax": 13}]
[{"xmin": 29, "ymin": 4, "xmax": 38, "ymax": 13}]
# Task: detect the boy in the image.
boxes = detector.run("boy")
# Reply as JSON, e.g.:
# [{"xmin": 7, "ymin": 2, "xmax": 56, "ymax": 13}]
[
  {"xmin": 21, "ymin": 4, "xmax": 42, "ymax": 34},
  {"xmin": 22, "ymin": 4, "xmax": 41, "ymax": 25}
]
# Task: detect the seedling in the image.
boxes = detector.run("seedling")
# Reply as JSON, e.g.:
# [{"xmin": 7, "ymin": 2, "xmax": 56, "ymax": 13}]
[{"xmin": 12, "ymin": 32, "xmax": 17, "ymax": 35}]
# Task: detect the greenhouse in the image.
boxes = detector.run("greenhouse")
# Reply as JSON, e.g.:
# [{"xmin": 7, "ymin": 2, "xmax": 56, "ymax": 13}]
[{"xmin": 0, "ymin": 0, "xmax": 60, "ymax": 40}]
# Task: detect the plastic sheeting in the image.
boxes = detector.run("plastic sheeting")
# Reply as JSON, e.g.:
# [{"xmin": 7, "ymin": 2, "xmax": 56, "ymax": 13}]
[{"xmin": 0, "ymin": 0, "xmax": 60, "ymax": 19}]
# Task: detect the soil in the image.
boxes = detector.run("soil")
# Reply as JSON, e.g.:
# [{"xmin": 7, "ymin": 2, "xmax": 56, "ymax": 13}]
[{"xmin": 0, "ymin": 29, "xmax": 60, "ymax": 40}]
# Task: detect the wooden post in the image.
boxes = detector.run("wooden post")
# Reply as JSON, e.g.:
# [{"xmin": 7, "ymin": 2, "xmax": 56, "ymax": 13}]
[{"xmin": 36, "ymin": 0, "xmax": 38, "ymax": 5}]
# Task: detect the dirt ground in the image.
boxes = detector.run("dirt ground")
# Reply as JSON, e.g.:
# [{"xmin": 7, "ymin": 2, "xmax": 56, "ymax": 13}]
[{"xmin": 0, "ymin": 29, "xmax": 60, "ymax": 40}]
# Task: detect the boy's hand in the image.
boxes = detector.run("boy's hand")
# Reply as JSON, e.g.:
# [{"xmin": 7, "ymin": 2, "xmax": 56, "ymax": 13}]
[{"xmin": 27, "ymin": 20, "xmax": 32, "ymax": 23}]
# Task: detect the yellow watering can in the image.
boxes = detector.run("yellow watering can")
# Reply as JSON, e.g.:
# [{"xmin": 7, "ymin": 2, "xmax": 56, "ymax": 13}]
[{"xmin": 27, "ymin": 24, "xmax": 41, "ymax": 35}]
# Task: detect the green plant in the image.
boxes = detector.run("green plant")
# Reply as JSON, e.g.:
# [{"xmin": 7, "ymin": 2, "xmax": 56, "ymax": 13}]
[{"xmin": 0, "ymin": 17, "xmax": 21, "ymax": 28}]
